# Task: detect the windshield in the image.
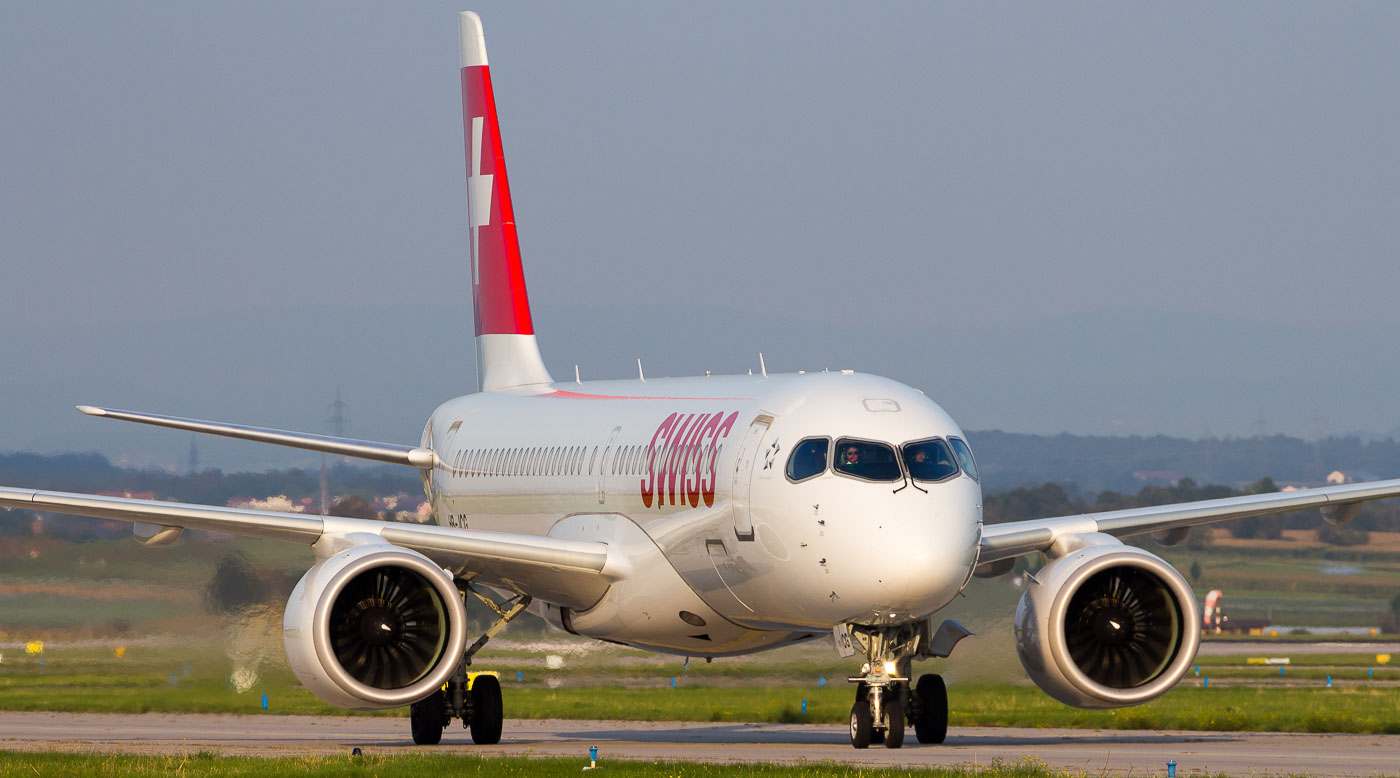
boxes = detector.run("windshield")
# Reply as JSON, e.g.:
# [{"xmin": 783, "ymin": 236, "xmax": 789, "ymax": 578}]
[
  {"xmin": 949, "ymin": 437, "xmax": 978, "ymax": 481},
  {"xmin": 833, "ymin": 438, "xmax": 901, "ymax": 482},
  {"xmin": 786, "ymin": 438, "xmax": 829, "ymax": 482},
  {"xmin": 902, "ymin": 439, "xmax": 959, "ymax": 482}
]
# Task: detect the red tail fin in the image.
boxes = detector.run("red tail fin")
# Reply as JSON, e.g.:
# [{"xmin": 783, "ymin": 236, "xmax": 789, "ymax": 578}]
[{"xmin": 459, "ymin": 12, "xmax": 551, "ymax": 390}]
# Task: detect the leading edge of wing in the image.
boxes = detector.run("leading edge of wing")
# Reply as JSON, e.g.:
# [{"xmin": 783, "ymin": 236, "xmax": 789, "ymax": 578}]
[
  {"xmin": 979, "ymin": 477, "xmax": 1400, "ymax": 564},
  {"xmin": 77, "ymin": 406, "xmax": 437, "ymax": 468},
  {"xmin": 0, "ymin": 486, "xmax": 613, "ymax": 609}
]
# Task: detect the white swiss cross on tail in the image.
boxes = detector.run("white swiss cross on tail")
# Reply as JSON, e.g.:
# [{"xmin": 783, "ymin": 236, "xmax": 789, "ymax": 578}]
[{"xmin": 468, "ymin": 115, "xmax": 493, "ymax": 285}]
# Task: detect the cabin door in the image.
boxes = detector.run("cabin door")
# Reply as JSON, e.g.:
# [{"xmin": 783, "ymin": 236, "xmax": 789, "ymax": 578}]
[{"xmin": 730, "ymin": 416, "xmax": 771, "ymax": 541}]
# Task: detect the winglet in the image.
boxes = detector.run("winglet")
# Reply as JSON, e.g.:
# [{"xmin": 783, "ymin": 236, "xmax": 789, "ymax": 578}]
[
  {"xmin": 459, "ymin": 11, "xmax": 553, "ymax": 392},
  {"xmin": 76, "ymin": 405, "xmax": 106, "ymax": 417}
]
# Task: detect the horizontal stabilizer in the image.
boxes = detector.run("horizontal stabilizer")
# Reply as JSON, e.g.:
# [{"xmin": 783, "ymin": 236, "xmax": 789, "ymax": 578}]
[{"xmin": 77, "ymin": 406, "xmax": 437, "ymax": 468}]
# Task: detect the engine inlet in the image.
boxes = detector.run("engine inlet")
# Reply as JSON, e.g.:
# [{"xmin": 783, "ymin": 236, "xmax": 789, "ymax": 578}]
[
  {"xmin": 1063, "ymin": 565, "xmax": 1181, "ymax": 688},
  {"xmin": 329, "ymin": 565, "xmax": 448, "ymax": 689}
]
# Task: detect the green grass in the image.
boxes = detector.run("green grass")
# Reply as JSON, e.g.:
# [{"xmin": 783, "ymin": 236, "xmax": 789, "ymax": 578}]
[
  {"xmin": 0, "ymin": 596, "xmax": 199, "ymax": 630},
  {"xmin": 1159, "ymin": 546, "xmax": 1400, "ymax": 627},
  {"xmin": 0, "ymin": 752, "xmax": 1227, "ymax": 778},
  {"xmin": 1196, "ymin": 652, "xmax": 1397, "ymax": 667},
  {"xmin": 1186, "ymin": 668, "xmax": 1395, "ymax": 681},
  {"xmin": 1201, "ymin": 631, "xmax": 1395, "ymax": 642},
  {"xmin": 5, "ymin": 657, "xmax": 1400, "ymax": 734},
  {"xmin": 949, "ymin": 683, "xmax": 1400, "ymax": 734}
]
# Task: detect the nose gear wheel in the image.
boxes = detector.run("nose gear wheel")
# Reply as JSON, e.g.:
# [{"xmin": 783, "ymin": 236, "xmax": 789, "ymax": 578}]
[
  {"xmin": 912, "ymin": 673, "xmax": 948, "ymax": 744},
  {"xmin": 849, "ymin": 701, "xmax": 874, "ymax": 748}
]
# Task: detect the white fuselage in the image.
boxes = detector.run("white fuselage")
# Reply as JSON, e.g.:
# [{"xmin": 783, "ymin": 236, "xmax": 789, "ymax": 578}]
[{"xmin": 424, "ymin": 370, "xmax": 983, "ymax": 657}]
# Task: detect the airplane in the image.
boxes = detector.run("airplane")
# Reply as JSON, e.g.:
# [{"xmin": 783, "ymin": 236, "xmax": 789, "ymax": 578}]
[{"xmin": 4, "ymin": 10, "xmax": 1400, "ymax": 750}]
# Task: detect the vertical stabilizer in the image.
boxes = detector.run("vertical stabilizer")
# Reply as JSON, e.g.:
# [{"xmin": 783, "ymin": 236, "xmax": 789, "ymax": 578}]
[{"xmin": 459, "ymin": 11, "xmax": 552, "ymax": 392}]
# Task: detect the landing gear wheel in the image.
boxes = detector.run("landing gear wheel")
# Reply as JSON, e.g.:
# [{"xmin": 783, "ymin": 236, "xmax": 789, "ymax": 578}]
[
  {"xmin": 469, "ymin": 674, "xmax": 503, "ymax": 745},
  {"xmin": 883, "ymin": 686, "xmax": 906, "ymax": 749},
  {"xmin": 410, "ymin": 689, "xmax": 446, "ymax": 745},
  {"xmin": 849, "ymin": 701, "xmax": 874, "ymax": 749},
  {"xmin": 913, "ymin": 673, "xmax": 948, "ymax": 744}
]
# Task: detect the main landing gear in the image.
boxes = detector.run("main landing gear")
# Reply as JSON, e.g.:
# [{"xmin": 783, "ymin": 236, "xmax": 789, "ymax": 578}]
[
  {"xmin": 410, "ymin": 584, "xmax": 531, "ymax": 745},
  {"xmin": 841, "ymin": 619, "xmax": 969, "ymax": 749}
]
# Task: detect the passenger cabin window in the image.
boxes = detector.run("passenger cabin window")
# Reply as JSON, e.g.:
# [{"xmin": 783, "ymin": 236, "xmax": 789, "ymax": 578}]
[
  {"xmin": 902, "ymin": 439, "xmax": 959, "ymax": 482},
  {"xmin": 949, "ymin": 437, "xmax": 978, "ymax": 481},
  {"xmin": 786, "ymin": 438, "xmax": 829, "ymax": 482},
  {"xmin": 833, "ymin": 439, "xmax": 901, "ymax": 482}
]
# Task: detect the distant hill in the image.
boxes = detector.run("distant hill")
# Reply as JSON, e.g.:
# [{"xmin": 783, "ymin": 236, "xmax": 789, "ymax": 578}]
[
  {"xmin": 966, "ymin": 430, "xmax": 1400, "ymax": 493},
  {"xmin": 0, "ymin": 452, "xmax": 419, "ymax": 513}
]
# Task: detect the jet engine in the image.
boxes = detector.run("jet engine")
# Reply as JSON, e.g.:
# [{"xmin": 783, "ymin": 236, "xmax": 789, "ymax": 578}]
[
  {"xmin": 283, "ymin": 543, "xmax": 467, "ymax": 710},
  {"xmin": 1014, "ymin": 535, "xmax": 1199, "ymax": 708}
]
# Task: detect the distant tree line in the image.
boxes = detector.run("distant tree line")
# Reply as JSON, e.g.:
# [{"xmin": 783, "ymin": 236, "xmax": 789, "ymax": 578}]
[
  {"xmin": 0, "ymin": 452, "xmax": 421, "ymax": 506},
  {"xmin": 0, "ymin": 452, "xmax": 423, "ymax": 539},
  {"xmin": 984, "ymin": 476, "xmax": 1395, "ymax": 543},
  {"xmin": 967, "ymin": 430, "xmax": 1400, "ymax": 493}
]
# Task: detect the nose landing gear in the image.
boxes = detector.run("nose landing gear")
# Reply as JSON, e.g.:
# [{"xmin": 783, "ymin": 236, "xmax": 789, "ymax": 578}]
[{"xmin": 840, "ymin": 619, "xmax": 969, "ymax": 749}]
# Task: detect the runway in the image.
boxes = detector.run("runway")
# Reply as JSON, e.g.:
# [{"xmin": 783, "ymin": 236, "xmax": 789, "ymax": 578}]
[{"xmin": 1, "ymin": 713, "xmax": 1394, "ymax": 776}]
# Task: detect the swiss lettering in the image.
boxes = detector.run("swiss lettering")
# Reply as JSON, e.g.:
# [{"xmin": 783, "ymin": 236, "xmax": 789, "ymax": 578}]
[{"xmin": 639, "ymin": 410, "xmax": 741, "ymax": 509}]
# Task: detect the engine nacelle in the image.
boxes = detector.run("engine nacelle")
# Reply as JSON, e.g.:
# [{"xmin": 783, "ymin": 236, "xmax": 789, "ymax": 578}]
[
  {"xmin": 283, "ymin": 543, "xmax": 467, "ymax": 710},
  {"xmin": 1014, "ymin": 536, "xmax": 1199, "ymax": 709}
]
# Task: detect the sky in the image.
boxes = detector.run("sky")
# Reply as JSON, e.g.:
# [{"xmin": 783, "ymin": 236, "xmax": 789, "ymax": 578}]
[{"xmin": 2, "ymin": 3, "xmax": 1399, "ymax": 470}]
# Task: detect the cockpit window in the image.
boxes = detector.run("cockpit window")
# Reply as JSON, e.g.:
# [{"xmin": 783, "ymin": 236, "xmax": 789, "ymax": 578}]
[
  {"xmin": 948, "ymin": 437, "xmax": 979, "ymax": 481},
  {"xmin": 786, "ymin": 438, "xmax": 829, "ymax": 482},
  {"xmin": 902, "ymin": 439, "xmax": 959, "ymax": 482},
  {"xmin": 833, "ymin": 438, "xmax": 901, "ymax": 482}
]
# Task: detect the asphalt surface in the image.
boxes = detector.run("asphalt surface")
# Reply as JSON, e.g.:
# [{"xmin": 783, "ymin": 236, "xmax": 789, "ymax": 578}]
[{"xmin": 1, "ymin": 712, "xmax": 1395, "ymax": 776}]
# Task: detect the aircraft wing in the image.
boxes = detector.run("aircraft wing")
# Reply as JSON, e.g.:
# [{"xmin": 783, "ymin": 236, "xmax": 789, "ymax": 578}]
[
  {"xmin": 75, "ymin": 406, "xmax": 437, "ymax": 468},
  {"xmin": 979, "ymin": 477, "xmax": 1400, "ymax": 565},
  {"xmin": 0, "ymin": 486, "xmax": 611, "ymax": 610}
]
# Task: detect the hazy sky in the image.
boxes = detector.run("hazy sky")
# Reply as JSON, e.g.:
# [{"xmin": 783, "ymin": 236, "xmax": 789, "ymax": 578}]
[{"xmin": 3, "ymin": 3, "xmax": 1399, "ymax": 466}]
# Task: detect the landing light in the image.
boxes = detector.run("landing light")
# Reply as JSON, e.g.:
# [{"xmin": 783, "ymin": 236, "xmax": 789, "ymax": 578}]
[{"xmin": 882, "ymin": 661, "xmax": 898, "ymax": 675}]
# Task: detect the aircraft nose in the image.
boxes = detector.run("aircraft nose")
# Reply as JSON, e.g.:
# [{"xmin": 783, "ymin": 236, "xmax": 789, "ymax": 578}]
[{"xmin": 869, "ymin": 509, "xmax": 978, "ymax": 618}]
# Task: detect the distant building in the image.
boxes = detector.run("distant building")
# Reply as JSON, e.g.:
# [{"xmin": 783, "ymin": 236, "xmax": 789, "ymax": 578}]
[
  {"xmin": 228, "ymin": 495, "xmax": 304, "ymax": 513},
  {"xmin": 1326, "ymin": 470, "xmax": 1350, "ymax": 485}
]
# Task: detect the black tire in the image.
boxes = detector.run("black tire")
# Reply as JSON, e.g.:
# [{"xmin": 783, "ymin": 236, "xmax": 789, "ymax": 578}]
[
  {"xmin": 469, "ymin": 674, "xmax": 504, "ymax": 745},
  {"xmin": 410, "ymin": 689, "xmax": 446, "ymax": 745},
  {"xmin": 849, "ymin": 700, "xmax": 873, "ymax": 749},
  {"xmin": 913, "ymin": 673, "xmax": 948, "ymax": 745},
  {"xmin": 883, "ymin": 686, "xmax": 906, "ymax": 749}
]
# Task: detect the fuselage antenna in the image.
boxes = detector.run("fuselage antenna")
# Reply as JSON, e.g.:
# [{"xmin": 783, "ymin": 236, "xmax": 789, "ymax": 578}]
[
  {"xmin": 575, "ymin": 364, "xmax": 582, "ymax": 385},
  {"xmin": 637, "ymin": 358, "xmax": 646, "ymax": 382},
  {"xmin": 759, "ymin": 353, "xmax": 768, "ymax": 379}
]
